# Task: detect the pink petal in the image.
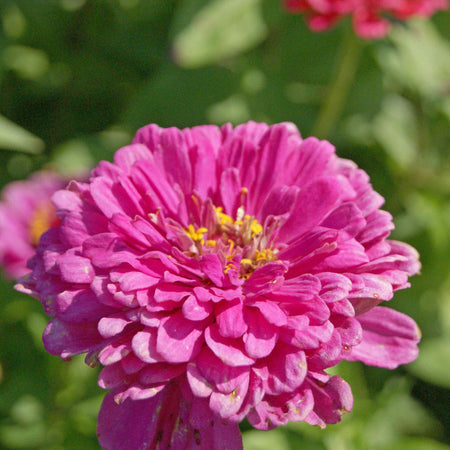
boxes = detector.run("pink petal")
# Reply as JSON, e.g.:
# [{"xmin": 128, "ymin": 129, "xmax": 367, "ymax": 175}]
[
  {"xmin": 98, "ymin": 336, "xmax": 132, "ymax": 365},
  {"xmin": 160, "ymin": 127, "xmax": 192, "ymax": 193},
  {"xmin": 317, "ymin": 240, "xmax": 369, "ymax": 270},
  {"xmin": 182, "ymin": 294, "xmax": 213, "ymax": 321},
  {"xmin": 347, "ymin": 306, "xmax": 420, "ymax": 369},
  {"xmin": 60, "ymin": 210, "xmax": 108, "ymax": 247},
  {"xmin": 247, "ymin": 388, "xmax": 314, "ymax": 430},
  {"xmin": 348, "ymin": 273, "xmax": 394, "ymax": 303},
  {"xmin": 244, "ymin": 308, "xmax": 278, "ymax": 359},
  {"xmin": 209, "ymin": 379, "xmax": 249, "ymax": 418},
  {"xmin": 220, "ymin": 168, "xmax": 241, "ymax": 217},
  {"xmin": 154, "ymin": 283, "xmax": 191, "ymax": 303},
  {"xmin": 113, "ymin": 143, "xmax": 152, "ymax": 169},
  {"xmin": 98, "ymin": 380, "xmax": 243, "ymax": 450},
  {"xmin": 244, "ymin": 261, "xmax": 288, "ymax": 296},
  {"xmin": 110, "ymin": 269, "xmax": 158, "ymax": 292},
  {"xmin": 200, "ymin": 253, "xmax": 225, "ymax": 287},
  {"xmin": 321, "ymin": 203, "xmax": 366, "ymax": 239},
  {"xmin": 305, "ymin": 375, "xmax": 353, "ymax": 427},
  {"xmin": 279, "ymin": 177, "xmax": 342, "ymax": 242},
  {"xmin": 98, "ymin": 391, "xmax": 161, "ymax": 449},
  {"xmin": 289, "ymin": 137, "xmax": 335, "ymax": 187},
  {"xmin": 317, "ymin": 272, "xmax": 352, "ymax": 303},
  {"xmin": 54, "ymin": 289, "xmax": 114, "ymax": 323},
  {"xmin": 259, "ymin": 185, "xmax": 299, "ymax": 221},
  {"xmin": 195, "ymin": 347, "xmax": 250, "ymax": 394},
  {"xmin": 131, "ymin": 329, "xmax": 163, "ymax": 363},
  {"xmin": 216, "ymin": 298, "xmax": 248, "ymax": 338},
  {"xmin": 98, "ymin": 363, "xmax": 127, "ymax": 389},
  {"xmin": 205, "ymin": 324, "xmax": 255, "ymax": 366},
  {"xmin": 262, "ymin": 344, "xmax": 307, "ymax": 395},
  {"xmin": 98, "ymin": 313, "xmax": 134, "ymax": 339},
  {"xmin": 139, "ymin": 363, "xmax": 186, "ymax": 385},
  {"xmin": 43, "ymin": 318, "xmax": 101, "ymax": 359},
  {"xmin": 157, "ymin": 311, "xmax": 205, "ymax": 363},
  {"xmin": 186, "ymin": 362, "xmax": 214, "ymax": 398},
  {"xmin": 90, "ymin": 177, "xmax": 124, "ymax": 219},
  {"xmin": 57, "ymin": 253, "xmax": 95, "ymax": 284},
  {"xmin": 248, "ymin": 299, "xmax": 288, "ymax": 326}
]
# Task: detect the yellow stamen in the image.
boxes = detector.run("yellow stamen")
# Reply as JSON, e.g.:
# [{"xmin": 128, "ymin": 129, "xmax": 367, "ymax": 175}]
[
  {"xmin": 254, "ymin": 248, "xmax": 275, "ymax": 262},
  {"xmin": 29, "ymin": 201, "xmax": 58, "ymax": 246},
  {"xmin": 215, "ymin": 206, "xmax": 234, "ymax": 226},
  {"xmin": 186, "ymin": 225, "xmax": 208, "ymax": 242},
  {"xmin": 250, "ymin": 220, "xmax": 263, "ymax": 236},
  {"xmin": 224, "ymin": 263, "xmax": 237, "ymax": 273}
]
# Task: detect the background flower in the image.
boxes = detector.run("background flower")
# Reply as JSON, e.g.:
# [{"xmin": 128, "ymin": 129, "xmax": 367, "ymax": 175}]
[
  {"xmin": 285, "ymin": 0, "xmax": 448, "ymax": 38},
  {"xmin": 17, "ymin": 122, "xmax": 420, "ymax": 449},
  {"xmin": 0, "ymin": 171, "xmax": 66, "ymax": 279}
]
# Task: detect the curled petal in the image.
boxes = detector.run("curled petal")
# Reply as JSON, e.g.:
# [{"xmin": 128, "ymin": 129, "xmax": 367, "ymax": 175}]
[{"xmin": 305, "ymin": 375, "xmax": 353, "ymax": 428}]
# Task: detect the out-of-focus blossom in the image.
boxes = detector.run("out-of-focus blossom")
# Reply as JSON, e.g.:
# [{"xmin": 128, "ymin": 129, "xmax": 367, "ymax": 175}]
[
  {"xmin": 285, "ymin": 0, "xmax": 448, "ymax": 39},
  {"xmin": 17, "ymin": 122, "xmax": 421, "ymax": 449},
  {"xmin": 0, "ymin": 172, "xmax": 66, "ymax": 279}
]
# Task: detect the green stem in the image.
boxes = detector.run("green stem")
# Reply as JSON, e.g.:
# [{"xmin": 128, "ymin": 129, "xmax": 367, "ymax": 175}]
[{"xmin": 311, "ymin": 30, "xmax": 363, "ymax": 139}]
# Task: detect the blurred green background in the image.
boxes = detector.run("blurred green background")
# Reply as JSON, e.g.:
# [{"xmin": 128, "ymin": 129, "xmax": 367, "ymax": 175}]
[{"xmin": 0, "ymin": 1, "xmax": 449, "ymax": 449}]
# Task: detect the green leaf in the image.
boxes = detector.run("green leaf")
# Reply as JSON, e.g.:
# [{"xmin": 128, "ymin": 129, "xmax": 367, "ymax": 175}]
[
  {"xmin": 172, "ymin": 0, "xmax": 268, "ymax": 68},
  {"xmin": 409, "ymin": 338, "xmax": 450, "ymax": 388},
  {"xmin": 377, "ymin": 20, "xmax": 450, "ymax": 101},
  {"xmin": 0, "ymin": 115, "xmax": 44, "ymax": 154},
  {"xmin": 372, "ymin": 94, "xmax": 418, "ymax": 170},
  {"xmin": 51, "ymin": 139, "xmax": 94, "ymax": 177}
]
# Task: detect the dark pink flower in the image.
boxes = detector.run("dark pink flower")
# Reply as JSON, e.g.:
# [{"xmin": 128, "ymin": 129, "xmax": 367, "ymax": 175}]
[
  {"xmin": 285, "ymin": 0, "xmax": 448, "ymax": 39},
  {"xmin": 0, "ymin": 172, "xmax": 66, "ymax": 279},
  {"xmin": 17, "ymin": 122, "xmax": 421, "ymax": 449}
]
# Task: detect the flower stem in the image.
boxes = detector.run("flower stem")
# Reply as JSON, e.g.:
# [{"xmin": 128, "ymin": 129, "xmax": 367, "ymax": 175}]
[{"xmin": 311, "ymin": 29, "xmax": 363, "ymax": 139}]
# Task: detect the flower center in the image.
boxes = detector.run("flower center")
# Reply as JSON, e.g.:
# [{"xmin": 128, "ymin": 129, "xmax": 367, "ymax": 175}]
[
  {"xmin": 29, "ymin": 201, "xmax": 60, "ymax": 246},
  {"xmin": 185, "ymin": 206, "xmax": 278, "ymax": 279}
]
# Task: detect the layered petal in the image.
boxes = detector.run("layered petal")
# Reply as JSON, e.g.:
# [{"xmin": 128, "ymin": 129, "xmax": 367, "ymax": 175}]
[{"xmin": 14, "ymin": 122, "xmax": 421, "ymax": 448}]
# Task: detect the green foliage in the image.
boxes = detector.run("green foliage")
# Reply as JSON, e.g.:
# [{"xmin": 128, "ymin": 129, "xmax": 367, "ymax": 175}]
[{"xmin": 0, "ymin": 1, "xmax": 448, "ymax": 448}]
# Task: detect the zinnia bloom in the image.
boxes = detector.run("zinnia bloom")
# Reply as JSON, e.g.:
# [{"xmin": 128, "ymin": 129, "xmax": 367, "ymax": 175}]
[
  {"xmin": 17, "ymin": 122, "xmax": 421, "ymax": 449},
  {"xmin": 0, "ymin": 171, "xmax": 66, "ymax": 279},
  {"xmin": 285, "ymin": 0, "xmax": 448, "ymax": 39}
]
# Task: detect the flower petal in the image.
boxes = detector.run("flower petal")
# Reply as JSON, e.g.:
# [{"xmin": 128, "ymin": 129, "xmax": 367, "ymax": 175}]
[
  {"xmin": 205, "ymin": 324, "xmax": 255, "ymax": 366},
  {"xmin": 157, "ymin": 312, "xmax": 206, "ymax": 363},
  {"xmin": 347, "ymin": 306, "xmax": 420, "ymax": 369}
]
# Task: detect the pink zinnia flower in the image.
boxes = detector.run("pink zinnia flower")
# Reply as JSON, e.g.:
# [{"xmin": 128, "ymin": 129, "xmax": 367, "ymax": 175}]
[
  {"xmin": 285, "ymin": 0, "xmax": 448, "ymax": 39},
  {"xmin": 0, "ymin": 172, "xmax": 66, "ymax": 279},
  {"xmin": 17, "ymin": 122, "xmax": 421, "ymax": 449}
]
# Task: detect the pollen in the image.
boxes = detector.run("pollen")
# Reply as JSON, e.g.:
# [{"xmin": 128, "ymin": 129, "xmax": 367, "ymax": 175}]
[
  {"xmin": 186, "ymin": 224, "xmax": 208, "ymax": 242},
  {"xmin": 185, "ymin": 204, "xmax": 278, "ymax": 279},
  {"xmin": 254, "ymin": 248, "xmax": 276, "ymax": 263},
  {"xmin": 250, "ymin": 220, "xmax": 263, "ymax": 236},
  {"xmin": 215, "ymin": 207, "xmax": 234, "ymax": 226},
  {"xmin": 29, "ymin": 200, "xmax": 59, "ymax": 246}
]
